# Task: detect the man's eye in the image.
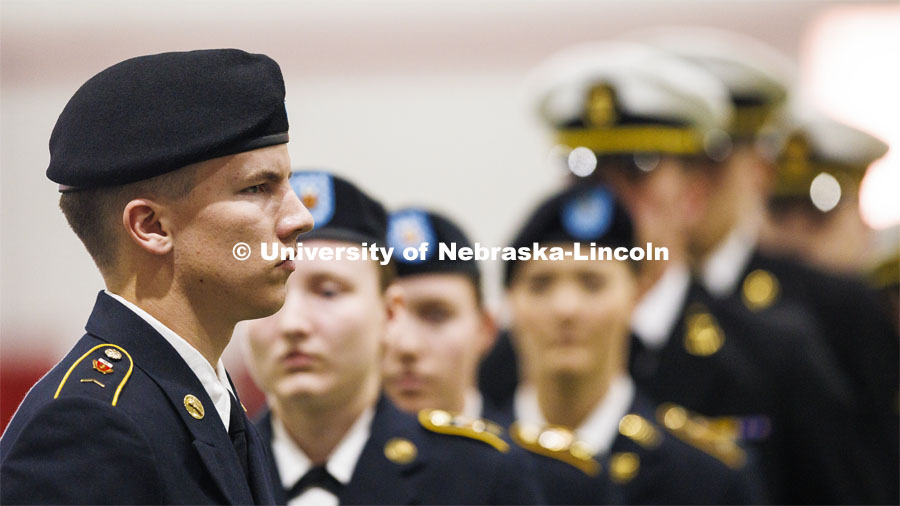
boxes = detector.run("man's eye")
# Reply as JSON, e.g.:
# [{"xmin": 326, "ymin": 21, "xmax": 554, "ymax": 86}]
[
  {"xmin": 242, "ymin": 184, "xmax": 265, "ymax": 194},
  {"xmin": 419, "ymin": 307, "xmax": 451, "ymax": 324},
  {"xmin": 315, "ymin": 282, "xmax": 345, "ymax": 298},
  {"xmin": 580, "ymin": 274, "xmax": 606, "ymax": 292},
  {"xmin": 527, "ymin": 276, "xmax": 552, "ymax": 294}
]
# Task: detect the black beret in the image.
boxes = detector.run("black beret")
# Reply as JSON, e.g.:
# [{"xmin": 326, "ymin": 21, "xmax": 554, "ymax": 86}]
[
  {"xmin": 387, "ymin": 208, "xmax": 480, "ymax": 280},
  {"xmin": 290, "ymin": 170, "xmax": 387, "ymax": 245},
  {"xmin": 504, "ymin": 184, "xmax": 634, "ymax": 286},
  {"xmin": 47, "ymin": 49, "xmax": 289, "ymax": 190}
]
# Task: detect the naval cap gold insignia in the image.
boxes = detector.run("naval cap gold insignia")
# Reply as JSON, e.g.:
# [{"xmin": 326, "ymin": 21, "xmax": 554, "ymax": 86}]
[
  {"xmin": 384, "ymin": 437, "xmax": 418, "ymax": 465},
  {"xmin": 183, "ymin": 394, "xmax": 205, "ymax": 420},
  {"xmin": 586, "ymin": 83, "xmax": 618, "ymax": 127}
]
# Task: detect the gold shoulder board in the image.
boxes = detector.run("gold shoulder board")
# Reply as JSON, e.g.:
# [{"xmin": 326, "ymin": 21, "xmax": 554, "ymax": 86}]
[
  {"xmin": 418, "ymin": 409, "xmax": 509, "ymax": 453},
  {"xmin": 510, "ymin": 422, "xmax": 600, "ymax": 476},
  {"xmin": 656, "ymin": 403, "xmax": 747, "ymax": 469}
]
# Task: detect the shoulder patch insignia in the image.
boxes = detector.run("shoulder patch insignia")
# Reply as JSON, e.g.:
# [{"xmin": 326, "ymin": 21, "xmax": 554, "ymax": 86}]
[
  {"xmin": 510, "ymin": 422, "xmax": 600, "ymax": 476},
  {"xmin": 418, "ymin": 409, "xmax": 509, "ymax": 453},
  {"xmin": 656, "ymin": 403, "xmax": 747, "ymax": 469},
  {"xmin": 618, "ymin": 413, "xmax": 662, "ymax": 449},
  {"xmin": 742, "ymin": 269, "xmax": 780, "ymax": 311},
  {"xmin": 54, "ymin": 344, "xmax": 133, "ymax": 406}
]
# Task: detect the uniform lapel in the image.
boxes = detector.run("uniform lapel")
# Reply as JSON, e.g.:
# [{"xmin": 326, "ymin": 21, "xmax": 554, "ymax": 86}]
[
  {"xmin": 227, "ymin": 375, "xmax": 277, "ymax": 505},
  {"xmin": 84, "ymin": 292, "xmax": 254, "ymax": 505},
  {"xmin": 255, "ymin": 411, "xmax": 289, "ymax": 505},
  {"xmin": 340, "ymin": 397, "xmax": 426, "ymax": 505}
]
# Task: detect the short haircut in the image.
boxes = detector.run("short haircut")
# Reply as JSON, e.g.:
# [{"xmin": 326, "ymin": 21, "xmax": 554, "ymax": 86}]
[{"xmin": 59, "ymin": 166, "xmax": 197, "ymax": 273}]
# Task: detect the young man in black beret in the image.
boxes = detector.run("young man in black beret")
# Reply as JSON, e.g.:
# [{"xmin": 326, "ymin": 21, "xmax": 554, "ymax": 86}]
[
  {"xmin": 242, "ymin": 171, "xmax": 542, "ymax": 505},
  {"xmin": 1, "ymin": 49, "xmax": 313, "ymax": 504}
]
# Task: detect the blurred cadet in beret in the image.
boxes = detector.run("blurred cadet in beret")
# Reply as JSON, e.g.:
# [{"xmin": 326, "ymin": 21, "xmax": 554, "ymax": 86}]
[
  {"xmin": 382, "ymin": 208, "xmax": 496, "ymax": 418},
  {"xmin": 242, "ymin": 171, "xmax": 543, "ymax": 506},
  {"xmin": 481, "ymin": 38, "xmax": 884, "ymax": 504},
  {"xmin": 501, "ymin": 183, "xmax": 762, "ymax": 505},
  {"xmin": 381, "ymin": 208, "xmax": 609, "ymax": 504},
  {"xmin": 1, "ymin": 49, "xmax": 314, "ymax": 505}
]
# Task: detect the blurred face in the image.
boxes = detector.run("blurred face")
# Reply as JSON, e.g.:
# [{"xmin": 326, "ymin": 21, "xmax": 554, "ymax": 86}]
[
  {"xmin": 166, "ymin": 144, "xmax": 314, "ymax": 320},
  {"xmin": 688, "ymin": 145, "xmax": 763, "ymax": 258},
  {"xmin": 243, "ymin": 241, "xmax": 389, "ymax": 408},
  {"xmin": 606, "ymin": 157, "xmax": 703, "ymax": 255},
  {"xmin": 382, "ymin": 273, "xmax": 494, "ymax": 413},
  {"xmin": 508, "ymin": 247, "xmax": 638, "ymax": 382}
]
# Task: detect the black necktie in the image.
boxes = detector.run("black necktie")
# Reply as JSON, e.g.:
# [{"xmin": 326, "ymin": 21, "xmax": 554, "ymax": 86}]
[
  {"xmin": 285, "ymin": 465, "xmax": 344, "ymax": 499},
  {"xmin": 228, "ymin": 394, "xmax": 250, "ymax": 480}
]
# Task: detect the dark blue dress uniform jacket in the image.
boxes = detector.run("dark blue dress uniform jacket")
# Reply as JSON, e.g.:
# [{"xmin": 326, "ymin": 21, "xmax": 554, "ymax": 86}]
[
  {"xmin": 0, "ymin": 292, "xmax": 278, "ymax": 505},
  {"xmin": 629, "ymin": 279, "xmax": 879, "ymax": 504},
  {"xmin": 256, "ymin": 396, "xmax": 542, "ymax": 505},
  {"xmin": 485, "ymin": 390, "xmax": 761, "ymax": 505},
  {"xmin": 739, "ymin": 250, "xmax": 899, "ymax": 504}
]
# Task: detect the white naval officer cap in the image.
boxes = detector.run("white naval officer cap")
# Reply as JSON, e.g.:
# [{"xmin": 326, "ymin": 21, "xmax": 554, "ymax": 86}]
[
  {"xmin": 760, "ymin": 99, "xmax": 888, "ymax": 212},
  {"xmin": 627, "ymin": 26, "xmax": 798, "ymax": 138},
  {"xmin": 530, "ymin": 40, "xmax": 734, "ymax": 162}
]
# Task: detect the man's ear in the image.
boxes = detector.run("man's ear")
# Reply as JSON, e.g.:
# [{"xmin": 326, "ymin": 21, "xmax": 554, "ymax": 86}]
[
  {"xmin": 477, "ymin": 309, "xmax": 499, "ymax": 357},
  {"xmin": 384, "ymin": 283, "xmax": 406, "ymax": 323},
  {"xmin": 122, "ymin": 198, "xmax": 174, "ymax": 256}
]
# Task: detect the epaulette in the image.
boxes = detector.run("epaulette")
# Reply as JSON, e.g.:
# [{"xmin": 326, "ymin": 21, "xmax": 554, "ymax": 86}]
[
  {"xmin": 617, "ymin": 413, "xmax": 663, "ymax": 449},
  {"xmin": 418, "ymin": 409, "xmax": 509, "ymax": 453},
  {"xmin": 702, "ymin": 413, "xmax": 772, "ymax": 443},
  {"xmin": 509, "ymin": 422, "xmax": 600, "ymax": 476},
  {"xmin": 613, "ymin": 413, "xmax": 665, "ymax": 484},
  {"xmin": 53, "ymin": 343, "xmax": 133, "ymax": 406},
  {"xmin": 656, "ymin": 403, "xmax": 747, "ymax": 469},
  {"xmin": 742, "ymin": 268, "xmax": 780, "ymax": 311}
]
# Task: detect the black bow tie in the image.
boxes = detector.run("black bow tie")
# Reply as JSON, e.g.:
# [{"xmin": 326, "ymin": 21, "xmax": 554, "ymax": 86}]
[{"xmin": 286, "ymin": 465, "xmax": 344, "ymax": 499}]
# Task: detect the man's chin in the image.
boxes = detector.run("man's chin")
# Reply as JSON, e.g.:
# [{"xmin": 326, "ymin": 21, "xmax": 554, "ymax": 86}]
[{"xmin": 238, "ymin": 287, "xmax": 287, "ymax": 321}]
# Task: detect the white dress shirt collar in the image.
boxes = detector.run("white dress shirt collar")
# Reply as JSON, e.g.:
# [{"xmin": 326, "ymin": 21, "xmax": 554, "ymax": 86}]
[
  {"xmin": 462, "ymin": 389, "xmax": 484, "ymax": 420},
  {"xmin": 104, "ymin": 290, "xmax": 234, "ymax": 431},
  {"xmin": 700, "ymin": 224, "xmax": 757, "ymax": 298},
  {"xmin": 271, "ymin": 407, "xmax": 374, "ymax": 506},
  {"xmin": 630, "ymin": 263, "xmax": 691, "ymax": 350},
  {"xmin": 513, "ymin": 376, "xmax": 635, "ymax": 456}
]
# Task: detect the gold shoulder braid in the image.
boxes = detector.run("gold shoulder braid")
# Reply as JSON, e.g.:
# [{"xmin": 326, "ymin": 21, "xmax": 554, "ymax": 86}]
[
  {"xmin": 510, "ymin": 422, "xmax": 600, "ymax": 476},
  {"xmin": 618, "ymin": 413, "xmax": 662, "ymax": 449},
  {"xmin": 54, "ymin": 343, "xmax": 134, "ymax": 406},
  {"xmin": 418, "ymin": 409, "xmax": 509, "ymax": 453},
  {"xmin": 656, "ymin": 403, "xmax": 747, "ymax": 469}
]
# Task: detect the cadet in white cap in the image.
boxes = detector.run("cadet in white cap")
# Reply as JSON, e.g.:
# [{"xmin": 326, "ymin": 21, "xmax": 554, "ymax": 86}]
[
  {"xmin": 759, "ymin": 104, "xmax": 889, "ymax": 271},
  {"xmin": 479, "ymin": 37, "xmax": 882, "ymax": 505},
  {"xmin": 757, "ymin": 105, "xmax": 899, "ymax": 503}
]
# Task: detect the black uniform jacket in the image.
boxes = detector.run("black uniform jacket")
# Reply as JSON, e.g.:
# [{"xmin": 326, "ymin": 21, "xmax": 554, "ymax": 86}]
[
  {"xmin": 738, "ymin": 250, "xmax": 899, "ymax": 503},
  {"xmin": 1, "ymin": 291, "xmax": 277, "ymax": 505},
  {"xmin": 630, "ymin": 279, "xmax": 880, "ymax": 504},
  {"xmin": 256, "ymin": 396, "xmax": 542, "ymax": 505},
  {"xmin": 486, "ymin": 390, "xmax": 761, "ymax": 505}
]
